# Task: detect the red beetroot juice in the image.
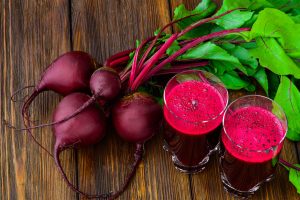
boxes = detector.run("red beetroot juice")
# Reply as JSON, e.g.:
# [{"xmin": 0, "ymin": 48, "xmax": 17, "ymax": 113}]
[
  {"xmin": 164, "ymin": 80, "xmax": 226, "ymax": 172},
  {"xmin": 220, "ymin": 106, "xmax": 285, "ymax": 195}
]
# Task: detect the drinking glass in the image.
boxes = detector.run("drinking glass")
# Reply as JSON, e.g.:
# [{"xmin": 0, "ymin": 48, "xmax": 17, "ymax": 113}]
[
  {"xmin": 163, "ymin": 70, "xmax": 228, "ymax": 173},
  {"xmin": 219, "ymin": 95, "xmax": 287, "ymax": 197}
]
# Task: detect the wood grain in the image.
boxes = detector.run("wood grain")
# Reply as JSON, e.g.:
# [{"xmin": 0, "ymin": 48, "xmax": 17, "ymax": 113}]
[
  {"xmin": 71, "ymin": 0, "xmax": 190, "ymax": 199},
  {"xmin": 0, "ymin": 0, "xmax": 77, "ymax": 199}
]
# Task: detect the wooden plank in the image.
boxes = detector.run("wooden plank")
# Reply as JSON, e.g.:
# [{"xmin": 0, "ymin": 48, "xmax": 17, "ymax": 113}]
[
  {"xmin": 71, "ymin": 0, "xmax": 191, "ymax": 199},
  {"xmin": 169, "ymin": 0, "xmax": 300, "ymax": 199},
  {"xmin": 0, "ymin": 1, "xmax": 77, "ymax": 199}
]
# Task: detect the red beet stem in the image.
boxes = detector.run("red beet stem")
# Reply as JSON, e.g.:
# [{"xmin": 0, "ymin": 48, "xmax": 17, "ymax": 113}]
[
  {"xmin": 117, "ymin": 14, "xmax": 202, "ymax": 82},
  {"xmin": 136, "ymin": 14, "xmax": 200, "ymax": 77},
  {"xmin": 178, "ymin": 9, "xmax": 239, "ymax": 38},
  {"xmin": 130, "ymin": 34, "xmax": 178, "ymax": 90},
  {"xmin": 120, "ymin": 70, "xmax": 131, "ymax": 83},
  {"xmin": 154, "ymin": 61, "xmax": 209, "ymax": 76},
  {"xmin": 131, "ymin": 9, "xmax": 242, "ymax": 91},
  {"xmin": 104, "ymin": 48, "xmax": 135, "ymax": 66},
  {"xmin": 279, "ymin": 158, "xmax": 300, "ymax": 171},
  {"xmin": 132, "ymin": 27, "xmax": 250, "ymax": 90},
  {"xmin": 129, "ymin": 38, "xmax": 154, "ymax": 87},
  {"xmin": 109, "ymin": 55, "xmax": 130, "ymax": 68}
]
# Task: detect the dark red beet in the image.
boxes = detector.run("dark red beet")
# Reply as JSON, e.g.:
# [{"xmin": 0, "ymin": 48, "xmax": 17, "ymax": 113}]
[
  {"xmin": 90, "ymin": 67, "xmax": 122, "ymax": 101},
  {"xmin": 53, "ymin": 93, "xmax": 106, "ymax": 148},
  {"xmin": 112, "ymin": 92, "xmax": 162, "ymax": 143},
  {"xmin": 108, "ymin": 92, "xmax": 162, "ymax": 200},
  {"xmin": 53, "ymin": 93, "xmax": 109, "ymax": 199},
  {"xmin": 38, "ymin": 51, "xmax": 97, "ymax": 95}
]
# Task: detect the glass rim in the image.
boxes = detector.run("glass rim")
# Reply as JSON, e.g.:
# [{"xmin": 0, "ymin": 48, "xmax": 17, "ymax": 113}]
[
  {"xmin": 163, "ymin": 69, "xmax": 229, "ymax": 124},
  {"xmin": 222, "ymin": 95, "xmax": 288, "ymax": 153}
]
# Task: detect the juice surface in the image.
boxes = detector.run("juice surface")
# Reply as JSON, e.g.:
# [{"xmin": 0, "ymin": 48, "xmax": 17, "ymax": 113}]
[
  {"xmin": 164, "ymin": 80, "xmax": 225, "ymax": 135},
  {"xmin": 222, "ymin": 106, "xmax": 285, "ymax": 163}
]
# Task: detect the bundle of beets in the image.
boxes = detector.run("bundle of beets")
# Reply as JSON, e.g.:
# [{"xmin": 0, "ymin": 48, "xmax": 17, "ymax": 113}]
[{"xmin": 7, "ymin": 0, "xmax": 300, "ymax": 198}]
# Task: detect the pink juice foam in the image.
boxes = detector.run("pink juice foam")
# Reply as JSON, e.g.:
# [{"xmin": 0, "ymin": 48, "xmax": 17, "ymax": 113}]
[
  {"xmin": 222, "ymin": 106, "xmax": 285, "ymax": 163},
  {"xmin": 164, "ymin": 80, "xmax": 225, "ymax": 135}
]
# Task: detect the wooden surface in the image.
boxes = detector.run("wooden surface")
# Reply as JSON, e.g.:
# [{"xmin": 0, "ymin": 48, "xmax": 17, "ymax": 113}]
[{"xmin": 1, "ymin": 0, "xmax": 299, "ymax": 199}]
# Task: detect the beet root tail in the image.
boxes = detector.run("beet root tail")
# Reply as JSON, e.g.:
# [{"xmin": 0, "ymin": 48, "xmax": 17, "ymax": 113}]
[
  {"xmin": 108, "ymin": 143, "xmax": 144, "ymax": 200},
  {"xmin": 54, "ymin": 143, "xmax": 144, "ymax": 199},
  {"xmin": 54, "ymin": 145, "xmax": 111, "ymax": 199},
  {"xmin": 20, "ymin": 90, "xmax": 53, "ymax": 157}
]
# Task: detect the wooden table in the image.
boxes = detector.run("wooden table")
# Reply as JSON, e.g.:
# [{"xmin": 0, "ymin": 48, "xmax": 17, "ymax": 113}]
[{"xmin": 1, "ymin": 0, "xmax": 300, "ymax": 199}]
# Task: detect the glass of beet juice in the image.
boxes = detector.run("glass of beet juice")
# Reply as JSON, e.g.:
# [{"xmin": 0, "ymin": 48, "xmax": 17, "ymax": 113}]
[
  {"xmin": 163, "ymin": 70, "xmax": 228, "ymax": 173},
  {"xmin": 220, "ymin": 95, "xmax": 287, "ymax": 197}
]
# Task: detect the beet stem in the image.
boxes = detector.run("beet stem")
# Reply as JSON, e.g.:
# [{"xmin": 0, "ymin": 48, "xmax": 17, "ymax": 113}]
[
  {"xmin": 129, "ymin": 38, "xmax": 153, "ymax": 87},
  {"xmin": 121, "ymin": 39, "xmax": 174, "ymax": 84},
  {"xmin": 198, "ymin": 71, "xmax": 210, "ymax": 84},
  {"xmin": 130, "ymin": 34, "xmax": 178, "ymax": 90},
  {"xmin": 136, "ymin": 14, "xmax": 199, "ymax": 78},
  {"xmin": 178, "ymin": 9, "xmax": 239, "ymax": 38},
  {"xmin": 110, "ymin": 14, "xmax": 201, "ymax": 80},
  {"xmin": 109, "ymin": 55, "xmax": 130, "ymax": 68},
  {"xmin": 154, "ymin": 61, "xmax": 209, "ymax": 75},
  {"xmin": 104, "ymin": 49, "xmax": 135, "ymax": 66},
  {"xmin": 279, "ymin": 158, "xmax": 300, "ymax": 171},
  {"xmin": 131, "ymin": 9, "xmax": 242, "ymax": 91},
  {"xmin": 132, "ymin": 27, "xmax": 250, "ymax": 89}
]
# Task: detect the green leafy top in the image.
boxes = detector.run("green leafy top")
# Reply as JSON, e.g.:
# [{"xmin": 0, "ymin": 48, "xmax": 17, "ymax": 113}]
[
  {"xmin": 174, "ymin": 0, "xmax": 217, "ymax": 38},
  {"xmin": 274, "ymin": 76, "xmax": 300, "ymax": 141},
  {"xmin": 289, "ymin": 164, "xmax": 300, "ymax": 194}
]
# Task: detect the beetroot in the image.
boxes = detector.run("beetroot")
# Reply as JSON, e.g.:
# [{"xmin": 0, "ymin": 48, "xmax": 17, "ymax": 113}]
[
  {"xmin": 89, "ymin": 67, "xmax": 122, "ymax": 101},
  {"xmin": 109, "ymin": 92, "xmax": 162, "ymax": 199},
  {"xmin": 112, "ymin": 92, "xmax": 162, "ymax": 142},
  {"xmin": 53, "ymin": 93, "xmax": 109, "ymax": 199},
  {"xmin": 53, "ymin": 93, "xmax": 106, "ymax": 148}
]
